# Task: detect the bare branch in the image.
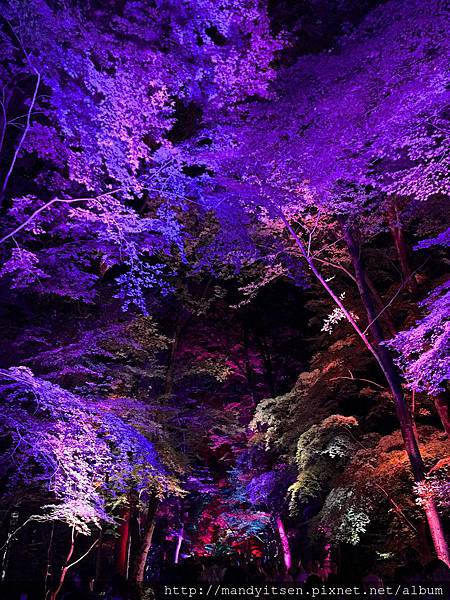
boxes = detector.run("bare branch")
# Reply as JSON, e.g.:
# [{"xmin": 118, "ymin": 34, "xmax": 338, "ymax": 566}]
[
  {"xmin": 67, "ymin": 535, "xmax": 100, "ymax": 569},
  {"xmin": 0, "ymin": 94, "xmax": 7, "ymax": 156},
  {"xmin": 312, "ymin": 256, "xmax": 357, "ymax": 283},
  {"xmin": 362, "ymin": 258, "xmax": 429, "ymax": 335},
  {"xmin": 0, "ymin": 191, "xmax": 121, "ymax": 245},
  {"xmin": 329, "ymin": 375, "xmax": 386, "ymax": 390},
  {"xmin": 278, "ymin": 206, "xmax": 382, "ymax": 365},
  {"xmin": 307, "ymin": 209, "xmax": 321, "ymax": 256},
  {"xmin": 0, "ymin": 69, "xmax": 40, "ymax": 206}
]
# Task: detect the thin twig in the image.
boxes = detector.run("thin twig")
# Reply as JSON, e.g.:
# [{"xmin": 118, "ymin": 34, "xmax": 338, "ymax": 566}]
[
  {"xmin": 0, "ymin": 160, "xmax": 175, "ymax": 245},
  {"xmin": 313, "ymin": 236, "xmax": 345, "ymax": 257},
  {"xmin": 362, "ymin": 258, "xmax": 429, "ymax": 335},
  {"xmin": 345, "ymin": 428, "xmax": 418, "ymax": 533},
  {"xmin": 0, "ymin": 191, "xmax": 121, "ymax": 245},
  {"xmin": 0, "ymin": 70, "xmax": 40, "ymax": 205},
  {"xmin": 329, "ymin": 374, "xmax": 386, "ymax": 390},
  {"xmin": 67, "ymin": 535, "xmax": 100, "ymax": 569},
  {"xmin": 312, "ymin": 256, "xmax": 357, "ymax": 283},
  {"xmin": 307, "ymin": 209, "xmax": 321, "ymax": 256}
]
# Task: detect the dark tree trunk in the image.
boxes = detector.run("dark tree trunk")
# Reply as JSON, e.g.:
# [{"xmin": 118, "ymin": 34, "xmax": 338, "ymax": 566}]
[
  {"xmin": 164, "ymin": 326, "xmax": 181, "ymax": 397},
  {"xmin": 243, "ymin": 323, "xmax": 257, "ymax": 405},
  {"xmin": 130, "ymin": 498, "xmax": 159, "ymax": 584},
  {"xmin": 44, "ymin": 522, "xmax": 55, "ymax": 599},
  {"xmin": 434, "ymin": 393, "xmax": 450, "ymax": 437},
  {"xmin": 341, "ymin": 223, "xmax": 423, "ymax": 471},
  {"xmin": 253, "ymin": 326, "xmax": 276, "ymax": 397},
  {"xmin": 364, "ymin": 273, "xmax": 397, "ymax": 338},
  {"xmin": 115, "ymin": 505, "xmax": 131, "ymax": 577},
  {"xmin": 50, "ymin": 528, "xmax": 76, "ymax": 600},
  {"xmin": 388, "ymin": 200, "xmax": 418, "ymax": 295},
  {"xmin": 164, "ymin": 315, "xmax": 190, "ymax": 397},
  {"xmin": 340, "ymin": 221, "xmax": 449, "ymax": 564},
  {"xmin": 94, "ymin": 528, "xmax": 104, "ymax": 587}
]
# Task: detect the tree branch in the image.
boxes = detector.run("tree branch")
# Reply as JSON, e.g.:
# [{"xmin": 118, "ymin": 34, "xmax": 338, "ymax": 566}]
[
  {"xmin": 329, "ymin": 373, "xmax": 386, "ymax": 390},
  {"xmin": 67, "ymin": 535, "xmax": 100, "ymax": 569},
  {"xmin": 362, "ymin": 258, "xmax": 429, "ymax": 335},
  {"xmin": 312, "ymin": 256, "xmax": 357, "ymax": 283}
]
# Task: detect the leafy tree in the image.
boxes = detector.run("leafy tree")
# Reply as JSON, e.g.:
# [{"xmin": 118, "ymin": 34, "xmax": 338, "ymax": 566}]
[
  {"xmin": 199, "ymin": 0, "xmax": 450, "ymax": 564},
  {"xmin": 0, "ymin": 366, "xmax": 179, "ymax": 528}
]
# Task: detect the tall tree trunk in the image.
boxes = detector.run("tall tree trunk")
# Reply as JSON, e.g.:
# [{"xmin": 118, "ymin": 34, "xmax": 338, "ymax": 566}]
[
  {"xmin": 130, "ymin": 498, "xmax": 158, "ymax": 584},
  {"xmin": 388, "ymin": 199, "xmax": 418, "ymax": 296},
  {"xmin": 50, "ymin": 528, "xmax": 76, "ymax": 600},
  {"xmin": 275, "ymin": 516, "xmax": 292, "ymax": 572},
  {"xmin": 164, "ymin": 325, "xmax": 181, "ymax": 397},
  {"xmin": 279, "ymin": 210, "xmax": 450, "ymax": 566},
  {"xmin": 434, "ymin": 394, "xmax": 450, "ymax": 437},
  {"xmin": 243, "ymin": 323, "xmax": 257, "ymax": 405},
  {"xmin": 340, "ymin": 222, "xmax": 449, "ymax": 564},
  {"xmin": 44, "ymin": 522, "xmax": 55, "ymax": 599},
  {"xmin": 164, "ymin": 315, "xmax": 190, "ymax": 397},
  {"xmin": 116, "ymin": 506, "xmax": 131, "ymax": 577},
  {"xmin": 174, "ymin": 524, "xmax": 184, "ymax": 564},
  {"xmin": 364, "ymin": 273, "xmax": 397, "ymax": 338},
  {"xmin": 174, "ymin": 500, "xmax": 186, "ymax": 564},
  {"xmin": 253, "ymin": 325, "xmax": 276, "ymax": 397},
  {"xmin": 94, "ymin": 528, "xmax": 104, "ymax": 589},
  {"xmin": 0, "ymin": 509, "xmax": 18, "ymax": 583}
]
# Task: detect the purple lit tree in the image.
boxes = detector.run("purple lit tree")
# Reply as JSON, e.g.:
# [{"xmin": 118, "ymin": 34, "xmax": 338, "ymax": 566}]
[
  {"xmin": 198, "ymin": 0, "xmax": 450, "ymax": 564},
  {"xmin": 386, "ymin": 229, "xmax": 450, "ymax": 435},
  {"xmin": 0, "ymin": 0, "xmax": 282, "ymax": 313},
  {"xmin": 0, "ymin": 366, "xmax": 181, "ymax": 595}
]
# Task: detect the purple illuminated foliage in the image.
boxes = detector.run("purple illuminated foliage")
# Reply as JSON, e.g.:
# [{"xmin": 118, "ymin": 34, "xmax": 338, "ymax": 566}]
[{"xmin": 0, "ymin": 366, "xmax": 169, "ymax": 534}]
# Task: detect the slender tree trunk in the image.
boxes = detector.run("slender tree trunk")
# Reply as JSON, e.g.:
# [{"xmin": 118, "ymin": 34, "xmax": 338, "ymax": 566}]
[
  {"xmin": 433, "ymin": 394, "xmax": 450, "ymax": 437},
  {"xmin": 279, "ymin": 210, "xmax": 450, "ymax": 566},
  {"xmin": 340, "ymin": 222, "xmax": 449, "ymax": 564},
  {"xmin": 116, "ymin": 506, "xmax": 131, "ymax": 577},
  {"xmin": 44, "ymin": 522, "xmax": 55, "ymax": 599},
  {"xmin": 165, "ymin": 315, "xmax": 190, "ymax": 397},
  {"xmin": 165, "ymin": 326, "xmax": 181, "ymax": 397},
  {"xmin": 388, "ymin": 200, "xmax": 418, "ymax": 296},
  {"xmin": 340, "ymin": 223, "xmax": 424, "ymax": 471},
  {"xmin": 174, "ymin": 524, "xmax": 184, "ymax": 564},
  {"xmin": 174, "ymin": 500, "xmax": 185, "ymax": 564},
  {"xmin": 253, "ymin": 326, "xmax": 276, "ymax": 397},
  {"xmin": 94, "ymin": 528, "xmax": 104, "ymax": 589},
  {"xmin": 364, "ymin": 273, "xmax": 397, "ymax": 338},
  {"xmin": 130, "ymin": 498, "xmax": 158, "ymax": 583},
  {"xmin": 50, "ymin": 528, "xmax": 76, "ymax": 600},
  {"xmin": 1, "ymin": 509, "xmax": 17, "ymax": 583},
  {"xmin": 243, "ymin": 323, "xmax": 257, "ymax": 405},
  {"xmin": 275, "ymin": 516, "xmax": 292, "ymax": 572}
]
